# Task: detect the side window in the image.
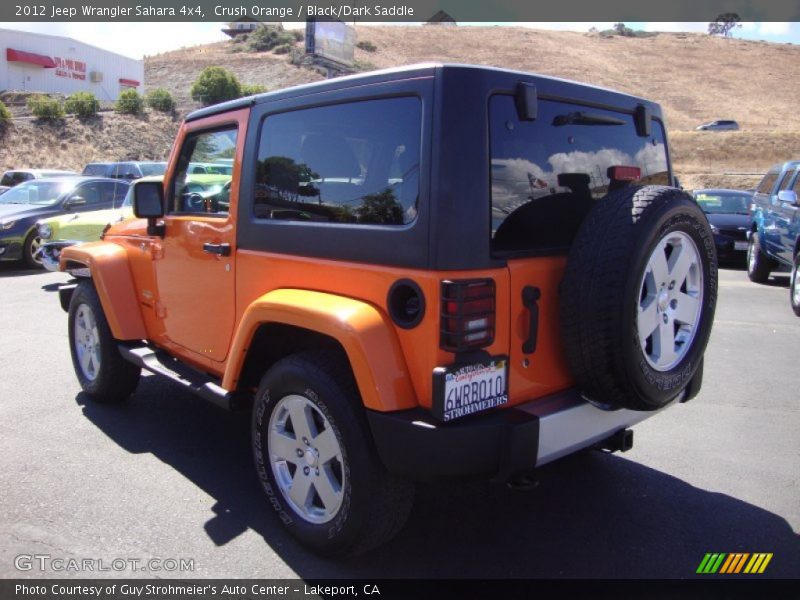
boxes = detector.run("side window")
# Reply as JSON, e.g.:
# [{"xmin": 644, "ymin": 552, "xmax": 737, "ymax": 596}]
[
  {"xmin": 774, "ymin": 170, "xmax": 795, "ymax": 204},
  {"xmin": 778, "ymin": 170, "xmax": 794, "ymax": 191},
  {"xmin": 755, "ymin": 170, "xmax": 779, "ymax": 195},
  {"xmin": 792, "ymin": 172, "xmax": 800, "ymax": 195},
  {"xmin": 254, "ymin": 96, "xmax": 421, "ymax": 225},
  {"xmin": 0, "ymin": 173, "xmax": 13, "ymax": 186},
  {"xmin": 14, "ymin": 172, "xmax": 33, "ymax": 184},
  {"xmin": 98, "ymin": 181, "xmax": 128, "ymax": 206},
  {"xmin": 74, "ymin": 182, "xmax": 101, "ymax": 205},
  {"xmin": 489, "ymin": 95, "xmax": 669, "ymax": 254},
  {"xmin": 170, "ymin": 127, "xmax": 237, "ymax": 215}
]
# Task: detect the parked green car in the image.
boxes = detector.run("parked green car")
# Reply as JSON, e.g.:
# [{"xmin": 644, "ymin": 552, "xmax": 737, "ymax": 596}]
[{"xmin": 36, "ymin": 174, "xmax": 229, "ymax": 271}]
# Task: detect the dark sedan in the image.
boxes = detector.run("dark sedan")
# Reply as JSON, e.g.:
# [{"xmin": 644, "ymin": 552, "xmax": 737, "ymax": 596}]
[
  {"xmin": 693, "ymin": 188, "xmax": 754, "ymax": 264},
  {"xmin": 0, "ymin": 177, "xmax": 129, "ymax": 268}
]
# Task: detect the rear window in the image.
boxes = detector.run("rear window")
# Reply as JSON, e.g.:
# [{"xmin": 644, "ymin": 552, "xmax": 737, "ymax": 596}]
[
  {"xmin": 490, "ymin": 95, "xmax": 669, "ymax": 254},
  {"xmin": 253, "ymin": 96, "xmax": 421, "ymax": 226},
  {"xmin": 82, "ymin": 164, "xmax": 109, "ymax": 176},
  {"xmin": 140, "ymin": 163, "xmax": 167, "ymax": 176}
]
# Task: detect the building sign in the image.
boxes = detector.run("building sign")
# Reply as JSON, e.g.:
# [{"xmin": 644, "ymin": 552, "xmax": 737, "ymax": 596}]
[{"xmin": 54, "ymin": 57, "xmax": 87, "ymax": 80}]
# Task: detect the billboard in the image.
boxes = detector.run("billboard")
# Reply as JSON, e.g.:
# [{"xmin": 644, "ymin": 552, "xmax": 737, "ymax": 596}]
[{"xmin": 305, "ymin": 20, "xmax": 355, "ymax": 68}]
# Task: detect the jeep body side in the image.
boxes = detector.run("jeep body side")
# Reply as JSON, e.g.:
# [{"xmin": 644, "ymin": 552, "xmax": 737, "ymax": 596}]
[{"xmin": 58, "ymin": 64, "xmax": 716, "ymax": 553}]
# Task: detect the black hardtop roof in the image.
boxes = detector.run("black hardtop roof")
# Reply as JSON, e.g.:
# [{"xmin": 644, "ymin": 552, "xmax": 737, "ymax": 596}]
[{"xmin": 186, "ymin": 63, "xmax": 661, "ymax": 122}]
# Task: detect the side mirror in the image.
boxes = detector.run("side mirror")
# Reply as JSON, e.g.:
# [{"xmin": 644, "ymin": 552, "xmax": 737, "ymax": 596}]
[
  {"xmin": 65, "ymin": 196, "xmax": 87, "ymax": 209},
  {"xmin": 133, "ymin": 181, "xmax": 165, "ymax": 236},
  {"xmin": 777, "ymin": 190, "xmax": 798, "ymax": 206}
]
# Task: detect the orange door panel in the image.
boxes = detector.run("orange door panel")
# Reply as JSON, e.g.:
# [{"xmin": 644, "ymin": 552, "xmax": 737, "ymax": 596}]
[{"xmin": 153, "ymin": 108, "xmax": 248, "ymax": 363}]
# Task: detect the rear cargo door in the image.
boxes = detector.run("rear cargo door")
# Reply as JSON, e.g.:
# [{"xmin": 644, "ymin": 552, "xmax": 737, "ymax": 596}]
[{"xmin": 488, "ymin": 93, "xmax": 672, "ymax": 402}]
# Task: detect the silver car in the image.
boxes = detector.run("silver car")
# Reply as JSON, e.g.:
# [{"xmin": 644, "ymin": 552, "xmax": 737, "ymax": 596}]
[{"xmin": 696, "ymin": 119, "xmax": 740, "ymax": 131}]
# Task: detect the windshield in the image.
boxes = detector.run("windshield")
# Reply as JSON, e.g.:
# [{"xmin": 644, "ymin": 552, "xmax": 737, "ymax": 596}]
[
  {"xmin": 694, "ymin": 192, "xmax": 751, "ymax": 215},
  {"xmin": 0, "ymin": 180, "xmax": 72, "ymax": 206},
  {"xmin": 140, "ymin": 163, "xmax": 167, "ymax": 176}
]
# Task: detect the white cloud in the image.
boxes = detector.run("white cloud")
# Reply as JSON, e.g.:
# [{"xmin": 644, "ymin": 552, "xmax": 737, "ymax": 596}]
[
  {"xmin": 757, "ymin": 22, "xmax": 791, "ymax": 36},
  {"xmin": 642, "ymin": 22, "xmax": 709, "ymax": 33}
]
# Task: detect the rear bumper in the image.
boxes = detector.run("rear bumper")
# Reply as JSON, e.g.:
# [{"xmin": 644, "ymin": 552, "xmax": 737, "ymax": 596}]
[{"xmin": 366, "ymin": 389, "xmax": 664, "ymax": 482}]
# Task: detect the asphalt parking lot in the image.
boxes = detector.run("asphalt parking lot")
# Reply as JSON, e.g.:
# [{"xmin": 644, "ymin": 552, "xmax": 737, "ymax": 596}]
[{"xmin": 1, "ymin": 263, "xmax": 798, "ymax": 579}]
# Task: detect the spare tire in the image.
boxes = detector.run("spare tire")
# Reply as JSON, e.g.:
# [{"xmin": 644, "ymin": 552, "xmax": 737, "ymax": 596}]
[{"xmin": 560, "ymin": 185, "xmax": 718, "ymax": 411}]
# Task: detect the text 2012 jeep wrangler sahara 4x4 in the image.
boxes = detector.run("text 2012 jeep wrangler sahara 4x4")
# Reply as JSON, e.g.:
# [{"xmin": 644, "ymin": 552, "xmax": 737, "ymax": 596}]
[{"xmin": 57, "ymin": 64, "xmax": 717, "ymax": 555}]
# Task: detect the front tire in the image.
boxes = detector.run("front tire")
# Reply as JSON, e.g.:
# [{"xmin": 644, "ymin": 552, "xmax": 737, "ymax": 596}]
[
  {"xmin": 791, "ymin": 252, "xmax": 800, "ymax": 317},
  {"xmin": 252, "ymin": 351, "xmax": 414, "ymax": 556},
  {"xmin": 747, "ymin": 234, "xmax": 773, "ymax": 283},
  {"xmin": 68, "ymin": 281, "xmax": 140, "ymax": 403},
  {"xmin": 22, "ymin": 230, "xmax": 43, "ymax": 269}
]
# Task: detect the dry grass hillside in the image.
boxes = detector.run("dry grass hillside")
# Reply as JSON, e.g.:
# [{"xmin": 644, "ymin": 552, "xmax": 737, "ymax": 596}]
[
  {"xmin": 2, "ymin": 26, "xmax": 799, "ymax": 189},
  {"xmin": 0, "ymin": 112, "xmax": 179, "ymax": 172}
]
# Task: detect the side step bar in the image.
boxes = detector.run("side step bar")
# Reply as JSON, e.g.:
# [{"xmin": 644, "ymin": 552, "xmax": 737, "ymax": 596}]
[{"xmin": 118, "ymin": 343, "xmax": 242, "ymax": 411}]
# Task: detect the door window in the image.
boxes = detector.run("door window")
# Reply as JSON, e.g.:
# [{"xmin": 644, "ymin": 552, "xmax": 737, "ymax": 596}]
[{"xmin": 170, "ymin": 128, "xmax": 237, "ymax": 215}]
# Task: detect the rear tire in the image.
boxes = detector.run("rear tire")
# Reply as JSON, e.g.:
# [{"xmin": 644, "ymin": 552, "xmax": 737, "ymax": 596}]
[
  {"xmin": 68, "ymin": 281, "xmax": 140, "ymax": 403},
  {"xmin": 791, "ymin": 252, "xmax": 800, "ymax": 317},
  {"xmin": 560, "ymin": 185, "xmax": 717, "ymax": 411},
  {"xmin": 747, "ymin": 234, "xmax": 773, "ymax": 283},
  {"xmin": 252, "ymin": 351, "xmax": 414, "ymax": 556}
]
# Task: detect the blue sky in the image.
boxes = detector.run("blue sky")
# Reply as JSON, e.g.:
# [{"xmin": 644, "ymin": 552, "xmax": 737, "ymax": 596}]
[{"xmin": 2, "ymin": 22, "xmax": 797, "ymax": 59}]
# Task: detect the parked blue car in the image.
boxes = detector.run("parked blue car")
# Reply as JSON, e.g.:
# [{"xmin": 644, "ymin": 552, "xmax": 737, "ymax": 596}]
[{"xmin": 747, "ymin": 160, "xmax": 800, "ymax": 316}]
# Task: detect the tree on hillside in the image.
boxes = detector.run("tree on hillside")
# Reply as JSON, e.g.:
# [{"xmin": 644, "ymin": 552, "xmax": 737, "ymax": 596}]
[
  {"xmin": 708, "ymin": 13, "xmax": 741, "ymax": 37},
  {"xmin": 190, "ymin": 66, "xmax": 242, "ymax": 107}
]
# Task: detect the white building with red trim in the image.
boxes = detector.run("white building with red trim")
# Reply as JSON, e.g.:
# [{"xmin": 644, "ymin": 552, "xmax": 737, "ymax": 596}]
[{"xmin": 1, "ymin": 28, "xmax": 143, "ymax": 101}]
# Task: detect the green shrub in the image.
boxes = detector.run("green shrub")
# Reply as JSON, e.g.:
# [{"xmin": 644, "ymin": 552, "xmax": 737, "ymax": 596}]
[
  {"xmin": 290, "ymin": 29, "xmax": 304, "ymax": 42},
  {"xmin": 64, "ymin": 91, "xmax": 100, "ymax": 117},
  {"xmin": 115, "ymin": 89, "xmax": 144, "ymax": 114},
  {"xmin": 273, "ymin": 44, "xmax": 292, "ymax": 55},
  {"xmin": 356, "ymin": 40, "xmax": 377, "ymax": 52},
  {"xmin": 146, "ymin": 88, "xmax": 175, "ymax": 112},
  {"xmin": 27, "ymin": 95, "xmax": 64, "ymax": 120},
  {"xmin": 241, "ymin": 84, "xmax": 266, "ymax": 96},
  {"xmin": 190, "ymin": 66, "xmax": 242, "ymax": 106},
  {"xmin": 0, "ymin": 100, "xmax": 11, "ymax": 124},
  {"xmin": 246, "ymin": 24, "xmax": 296, "ymax": 52},
  {"xmin": 352, "ymin": 60, "xmax": 377, "ymax": 72}
]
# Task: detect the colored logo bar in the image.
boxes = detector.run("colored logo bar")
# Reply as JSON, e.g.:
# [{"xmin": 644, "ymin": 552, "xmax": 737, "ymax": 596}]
[{"xmin": 697, "ymin": 553, "xmax": 773, "ymax": 574}]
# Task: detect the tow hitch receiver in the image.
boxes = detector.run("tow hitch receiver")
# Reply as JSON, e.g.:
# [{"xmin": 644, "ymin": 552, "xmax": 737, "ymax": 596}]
[{"xmin": 599, "ymin": 428, "xmax": 634, "ymax": 453}]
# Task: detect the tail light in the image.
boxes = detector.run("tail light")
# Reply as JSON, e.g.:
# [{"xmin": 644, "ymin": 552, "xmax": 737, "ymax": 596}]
[{"xmin": 440, "ymin": 279, "xmax": 495, "ymax": 352}]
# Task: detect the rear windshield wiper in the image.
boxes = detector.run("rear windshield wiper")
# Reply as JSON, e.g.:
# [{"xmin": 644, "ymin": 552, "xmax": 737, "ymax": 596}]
[{"xmin": 553, "ymin": 111, "xmax": 626, "ymax": 127}]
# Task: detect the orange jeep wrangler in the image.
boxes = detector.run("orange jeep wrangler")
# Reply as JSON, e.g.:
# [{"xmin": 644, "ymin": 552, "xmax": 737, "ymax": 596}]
[{"xmin": 58, "ymin": 64, "xmax": 717, "ymax": 555}]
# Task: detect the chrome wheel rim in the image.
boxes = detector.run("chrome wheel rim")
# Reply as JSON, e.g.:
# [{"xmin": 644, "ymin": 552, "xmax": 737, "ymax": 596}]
[
  {"xmin": 637, "ymin": 231, "xmax": 704, "ymax": 372},
  {"xmin": 74, "ymin": 304, "xmax": 101, "ymax": 381},
  {"xmin": 792, "ymin": 262, "xmax": 800, "ymax": 307},
  {"xmin": 29, "ymin": 236, "xmax": 43, "ymax": 264},
  {"xmin": 268, "ymin": 394, "xmax": 345, "ymax": 524},
  {"xmin": 747, "ymin": 237, "xmax": 756, "ymax": 274}
]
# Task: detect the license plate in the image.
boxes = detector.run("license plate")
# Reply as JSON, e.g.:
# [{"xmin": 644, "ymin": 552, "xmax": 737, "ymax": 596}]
[
  {"xmin": 432, "ymin": 357, "xmax": 508, "ymax": 422},
  {"xmin": 734, "ymin": 241, "xmax": 748, "ymax": 251}
]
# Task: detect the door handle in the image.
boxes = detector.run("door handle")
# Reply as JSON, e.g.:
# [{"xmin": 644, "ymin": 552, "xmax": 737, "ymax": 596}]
[
  {"xmin": 203, "ymin": 242, "xmax": 231, "ymax": 257},
  {"xmin": 522, "ymin": 286, "xmax": 541, "ymax": 354}
]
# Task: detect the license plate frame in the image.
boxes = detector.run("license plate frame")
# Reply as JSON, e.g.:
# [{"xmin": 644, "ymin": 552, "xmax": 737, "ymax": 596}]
[
  {"xmin": 432, "ymin": 356, "xmax": 509, "ymax": 422},
  {"xmin": 734, "ymin": 241, "xmax": 748, "ymax": 251}
]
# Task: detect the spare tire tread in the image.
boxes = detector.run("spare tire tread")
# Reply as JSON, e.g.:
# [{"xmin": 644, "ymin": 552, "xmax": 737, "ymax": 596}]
[{"xmin": 561, "ymin": 185, "xmax": 717, "ymax": 411}]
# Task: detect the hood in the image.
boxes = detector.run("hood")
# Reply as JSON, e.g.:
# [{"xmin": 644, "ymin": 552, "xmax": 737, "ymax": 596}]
[
  {"xmin": 705, "ymin": 213, "xmax": 751, "ymax": 229},
  {"xmin": 0, "ymin": 203, "xmax": 43, "ymax": 219}
]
